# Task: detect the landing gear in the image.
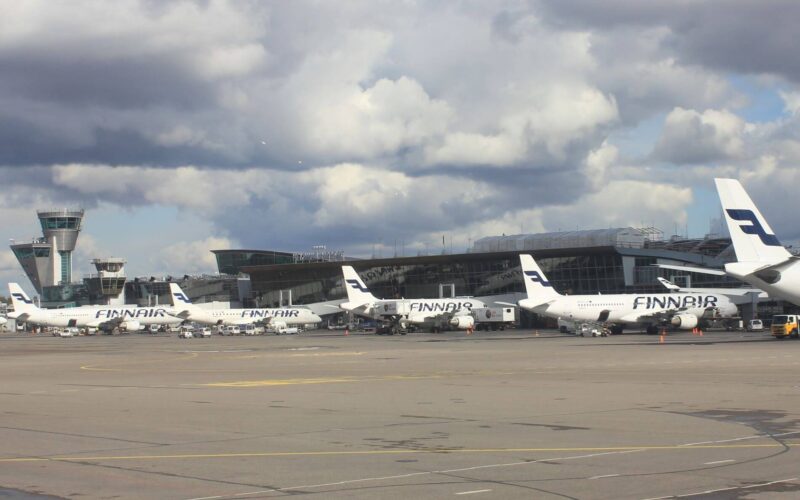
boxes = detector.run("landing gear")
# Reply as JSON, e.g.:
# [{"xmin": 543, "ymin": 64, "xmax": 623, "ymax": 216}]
[{"xmin": 646, "ymin": 325, "xmax": 658, "ymax": 335}]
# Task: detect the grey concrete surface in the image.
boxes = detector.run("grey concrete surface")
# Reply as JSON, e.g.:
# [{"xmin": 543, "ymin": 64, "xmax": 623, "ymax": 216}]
[{"xmin": 0, "ymin": 329, "xmax": 799, "ymax": 499}]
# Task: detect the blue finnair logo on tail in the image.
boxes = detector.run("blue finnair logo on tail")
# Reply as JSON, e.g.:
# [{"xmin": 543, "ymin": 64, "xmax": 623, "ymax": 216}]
[
  {"xmin": 11, "ymin": 293, "xmax": 33, "ymax": 304},
  {"xmin": 524, "ymin": 270, "xmax": 552, "ymax": 287},
  {"xmin": 173, "ymin": 292, "xmax": 191, "ymax": 304},
  {"xmin": 345, "ymin": 279, "xmax": 370, "ymax": 293},
  {"xmin": 726, "ymin": 209, "xmax": 781, "ymax": 246}
]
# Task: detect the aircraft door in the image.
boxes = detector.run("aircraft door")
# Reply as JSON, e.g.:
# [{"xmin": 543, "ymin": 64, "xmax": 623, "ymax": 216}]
[{"xmin": 597, "ymin": 310, "xmax": 610, "ymax": 322}]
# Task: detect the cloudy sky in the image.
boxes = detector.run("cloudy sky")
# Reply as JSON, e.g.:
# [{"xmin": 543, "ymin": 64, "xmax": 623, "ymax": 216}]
[{"xmin": 2, "ymin": 0, "xmax": 799, "ymax": 289}]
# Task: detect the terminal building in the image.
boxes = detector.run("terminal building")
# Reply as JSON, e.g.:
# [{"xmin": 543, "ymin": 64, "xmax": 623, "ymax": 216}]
[{"xmin": 225, "ymin": 228, "xmax": 785, "ymax": 324}]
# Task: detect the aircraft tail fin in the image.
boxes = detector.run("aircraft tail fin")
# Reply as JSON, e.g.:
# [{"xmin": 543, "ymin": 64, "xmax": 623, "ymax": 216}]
[
  {"xmin": 169, "ymin": 283, "xmax": 198, "ymax": 311},
  {"xmin": 715, "ymin": 178, "xmax": 791, "ymax": 264},
  {"xmin": 657, "ymin": 277, "xmax": 681, "ymax": 291},
  {"xmin": 519, "ymin": 254, "xmax": 561, "ymax": 303},
  {"xmin": 341, "ymin": 266, "xmax": 377, "ymax": 306},
  {"xmin": 8, "ymin": 283, "xmax": 37, "ymax": 312}
]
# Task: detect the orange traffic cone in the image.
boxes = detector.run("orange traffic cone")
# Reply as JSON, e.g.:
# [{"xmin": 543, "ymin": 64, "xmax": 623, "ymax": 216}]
[{"xmin": 344, "ymin": 328, "xmax": 349, "ymax": 336}]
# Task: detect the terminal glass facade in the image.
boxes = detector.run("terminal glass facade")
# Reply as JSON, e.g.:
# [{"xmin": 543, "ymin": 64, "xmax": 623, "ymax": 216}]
[
  {"xmin": 245, "ymin": 251, "xmax": 627, "ymax": 307},
  {"xmin": 40, "ymin": 216, "xmax": 82, "ymax": 231},
  {"xmin": 213, "ymin": 250, "xmax": 294, "ymax": 276}
]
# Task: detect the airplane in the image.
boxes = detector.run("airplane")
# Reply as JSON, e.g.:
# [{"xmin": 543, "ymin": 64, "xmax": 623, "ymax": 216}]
[
  {"xmin": 340, "ymin": 265, "xmax": 490, "ymax": 333},
  {"xmin": 517, "ymin": 254, "xmax": 738, "ymax": 334},
  {"xmin": 168, "ymin": 283, "xmax": 322, "ymax": 328},
  {"xmin": 715, "ymin": 178, "xmax": 800, "ymax": 306},
  {"xmin": 656, "ymin": 277, "xmax": 768, "ymax": 305},
  {"xmin": 6, "ymin": 283, "xmax": 183, "ymax": 332}
]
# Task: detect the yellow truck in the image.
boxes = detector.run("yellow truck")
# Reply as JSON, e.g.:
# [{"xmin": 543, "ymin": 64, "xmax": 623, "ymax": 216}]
[{"xmin": 771, "ymin": 315, "xmax": 800, "ymax": 339}]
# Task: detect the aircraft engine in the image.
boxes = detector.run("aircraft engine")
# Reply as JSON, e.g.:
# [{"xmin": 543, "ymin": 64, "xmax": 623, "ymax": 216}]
[
  {"xmin": 120, "ymin": 320, "xmax": 142, "ymax": 332},
  {"xmin": 670, "ymin": 314, "xmax": 698, "ymax": 330},
  {"xmin": 449, "ymin": 315, "xmax": 475, "ymax": 329}
]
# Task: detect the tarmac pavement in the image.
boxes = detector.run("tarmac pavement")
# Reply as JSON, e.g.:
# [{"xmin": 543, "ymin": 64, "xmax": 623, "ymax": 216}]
[{"xmin": 0, "ymin": 329, "xmax": 798, "ymax": 499}]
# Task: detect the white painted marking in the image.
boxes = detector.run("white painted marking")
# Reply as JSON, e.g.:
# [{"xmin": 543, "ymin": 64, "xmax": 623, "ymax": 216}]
[
  {"xmin": 589, "ymin": 474, "xmax": 620, "ymax": 479},
  {"xmin": 703, "ymin": 459, "xmax": 735, "ymax": 465},
  {"xmin": 187, "ymin": 448, "xmax": 646, "ymax": 500},
  {"xmin": 740, "ymin": 477, "xmax": 798, "ymax": 489},
  {"xmin": 289, "ymin": 347, "xmax": 320, "ymax": 351},
  {"xmin": 681, "ymin": 430, "xmax": 800, "ymax": 447},
  {"xmin": 179, "ymin": 350, "xmax": 252, "ymax": 354},
  {"xmin": 455, "ymin": 489, "xmax": 491, "ymax": 495},
  {"xmin": 674, "ymin": 477, "xmax": 798, "ymax": 498}
]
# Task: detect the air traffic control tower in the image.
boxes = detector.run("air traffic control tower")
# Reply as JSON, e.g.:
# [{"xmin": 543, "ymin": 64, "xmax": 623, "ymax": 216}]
[{"xmin": 10, "ymin": 208, "xmax": 85, "ymax": 293}]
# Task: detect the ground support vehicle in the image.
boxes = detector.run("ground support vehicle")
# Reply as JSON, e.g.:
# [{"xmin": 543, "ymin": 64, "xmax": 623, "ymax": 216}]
[
  {"xmin": 771, "ymin": 315, "xmax": 799, "ymax": 339},
  {"xmin": 472, "ymin": 307, "xmax": 515, "ymax": 331}
]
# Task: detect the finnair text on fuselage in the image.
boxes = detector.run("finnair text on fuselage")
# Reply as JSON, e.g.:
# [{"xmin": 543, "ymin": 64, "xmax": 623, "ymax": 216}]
[
  {"xmin": 408, "ymin": 301, "xmax": 475, "ymax": 313},
  {"xmin": 240, "ymin": 309, "xmax": 301, "ymax": 319},
  {"xmin": 632, "ymin": 295, "xmax": 718, "ymax": 310},
  {"xmin": 95, "ymin": 308, "xmax": 170, "ymax": 319}
]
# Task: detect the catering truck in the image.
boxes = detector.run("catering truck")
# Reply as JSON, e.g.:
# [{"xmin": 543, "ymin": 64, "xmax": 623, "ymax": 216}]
[
  {"xmin": 771, "ymin": 315, "xmax": 799, "ymax": 339},
  {"xmin": 472, "ymin": 307, "xmax": 516, "ymax": 331}
]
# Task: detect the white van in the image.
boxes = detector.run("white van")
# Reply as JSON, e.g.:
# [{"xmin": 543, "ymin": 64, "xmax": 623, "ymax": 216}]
[
  {"xmin": 746, "ymin": 319, "xmax": 764, "ymax": 332},
  {"xmin": 58, "ymin": 327, "xmax": 78, "ymax": 337},
  {"xmin": 223, "ymin": 325, "xmax": 241, "ymax": 336}
]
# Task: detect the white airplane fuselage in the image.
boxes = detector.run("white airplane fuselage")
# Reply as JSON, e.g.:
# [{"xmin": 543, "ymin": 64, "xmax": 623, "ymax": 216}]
[
  {"xmin": 9, "ymin": 306, "xmax": 182, "ymax": 329},
  {"xmin": 725, "ymin": 261, "xmax": 800, "ymax": 307},
  {"xmin": 520, "ymin": 292, "xmax": 737, "ymax": 325},
  {"xmin": 184, "ymin": 308, "xmax": 321, "ymax": 326},
  {"xmin": 356, "ymin": 297, "xmax": 488, "ymax": 326}
]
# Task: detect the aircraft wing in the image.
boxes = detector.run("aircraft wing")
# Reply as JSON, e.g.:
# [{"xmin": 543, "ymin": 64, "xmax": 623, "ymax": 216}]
[
  {"xmin": 654, "ymin": 264, "xmax": 727, "ymax": 276},
  {"xmin": 86, "ymin": 317, "xmax": 123, "ymax": 329},
  {"xmin": 727, "ymin": 256, "xmax": 800, "ymax": 276},
  {"xmin": 169, "ymin": 309, "xmax": 193, "ymax": 320},
  {"xmin": 619, "ymin": 310, "xmax": 682, "ymax": 324},
  {"xmin": 518, "ymin": 298, "xmax": 558, "ymax": 309},
  {"xmin": 11, "ymin": 312, "xmax": 29, "ymax": 323},
  {"xmin": 220, "ymin": 317, "xmax": 269, "ymax": 326}
]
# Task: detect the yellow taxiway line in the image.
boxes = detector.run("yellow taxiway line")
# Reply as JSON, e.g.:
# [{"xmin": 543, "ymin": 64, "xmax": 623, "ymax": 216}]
[
  {"xmin": 1, "ymin": 443, "xmax": 797, "ymax": 463},
  {"xmin": 202, "ymin": 370, "xmax": 514, "ymax": 387}
]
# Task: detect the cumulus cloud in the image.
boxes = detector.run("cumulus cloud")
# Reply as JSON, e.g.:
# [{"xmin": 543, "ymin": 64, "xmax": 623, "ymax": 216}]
[
  {"xmin": 652, "ymin": 108, "xmax": 746, "ymax": 164},
  {"xmin": 1, "ymin": 0, "xmax": 800, "ymax": 285},
  {"xmin": 157, "ymin": 236, "xmax": 237, "ymax": 275},
  {"xmin": 781, "ymin": 90, "xmax": 800, "ymax": 116},
  {"xmin": 540, "ymin": 0, "xmax": 800, "ymax": 85}
]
